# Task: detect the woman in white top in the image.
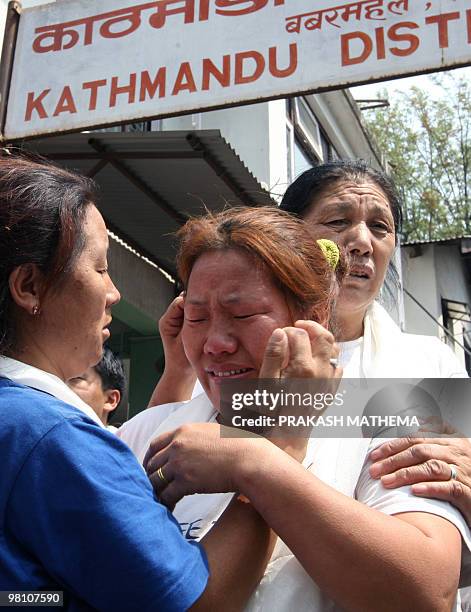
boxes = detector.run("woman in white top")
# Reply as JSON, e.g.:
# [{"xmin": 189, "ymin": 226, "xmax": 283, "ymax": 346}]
[
  {"xmin": 119, "ymin": 205, "xmax": 470, "ymax": 611},
  {"xmin": 279, "ymin": 160, "xmax": 471, "ymax": 525},
  {"xmin": 150, "ymin": 159, "xmax": 471, "ymax": 527}
]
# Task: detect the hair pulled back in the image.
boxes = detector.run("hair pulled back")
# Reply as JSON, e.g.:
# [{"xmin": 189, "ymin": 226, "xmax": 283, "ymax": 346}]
[
  {"xmin": 280, "ymin": 159, "xmax": 402, "ymax": 243},
  {"xmin": 176, "ymin": 206, "xmax": 347, "ymax": 328},
  {"xmin": 0, "ymin": 153, "xmax": 98, "ymax": 353}
]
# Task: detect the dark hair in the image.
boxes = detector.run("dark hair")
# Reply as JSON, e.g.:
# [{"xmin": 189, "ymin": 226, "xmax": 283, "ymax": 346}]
[
  {"xmin": 177, "ymin": 206, "xmax": 347, "ymax": 329},
  {"xmin": 0, "ymin": 153, "xmax": 98, "ymax": 353},
  {"xmin": 94, "ymin": 347, "xmax": 126, "ymax": 411},
  {"xmin": 280, "ymin": 159, "xmax": 402, "ymax": 242}
]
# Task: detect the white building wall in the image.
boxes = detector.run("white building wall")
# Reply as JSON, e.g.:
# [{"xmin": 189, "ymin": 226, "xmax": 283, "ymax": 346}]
[
  {"xmin": 435, "ymin": 244, "xmax": 471, "ymax": 304},
  {"xmin": 267, "ymin": 99, "xmax": 289, "ymax": 196},
  {"xmin": 402, "ymin": 243, "xmax": 471, "ymax": 369},
  {"xmin": 160, "ymin": 103, "xmax": 272, "ymax": 188},
  {"xmin": 158, "ymin": 92, "xmax": 382, "ymax": 201},
  {"xmin": 401, "ymin": 245, "xmax": 441, "ymax": 337},
  {"xmin": 307, "ymin": 90, "xmax": 383, "ymax": 168}
]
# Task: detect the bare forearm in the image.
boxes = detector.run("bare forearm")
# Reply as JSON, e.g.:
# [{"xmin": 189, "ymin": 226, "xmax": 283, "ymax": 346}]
[
  {"xmin": 145, "ymin": 421, "xmax": 459, "ymax": 610},
  {"xmin": 147, "ymin": 369, "xmax": 196, "ymax": 407},
  {"xmin": 191, "ymin": 496, "xmax": 276, "ymax": 611},
  {"xmin": 238, "ymin": 452, "xmax": 460, "ymax": 612}
]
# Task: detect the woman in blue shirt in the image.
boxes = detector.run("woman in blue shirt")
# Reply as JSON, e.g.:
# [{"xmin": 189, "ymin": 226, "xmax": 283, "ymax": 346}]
[{"xmin": 0, "ymin": 154, "xmax": 279, "ymax": 611}]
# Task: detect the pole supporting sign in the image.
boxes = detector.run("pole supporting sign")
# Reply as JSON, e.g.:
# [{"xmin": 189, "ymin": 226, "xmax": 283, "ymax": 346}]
[{"xmin": 2, "ymin": 0, "xmax": 471, "ymax": 140}]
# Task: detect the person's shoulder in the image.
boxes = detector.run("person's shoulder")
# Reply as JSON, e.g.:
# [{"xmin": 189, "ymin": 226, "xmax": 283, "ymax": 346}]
[
  {"xmin": 0, "ymin": 377, "xmax": 110, "ymax": 468},
  {"xmin": 117, "ymin": 400, "xmax": 189, "ymax": 452},
  {"xmin": 397, "ymin": 333, "xmax": 468, "ymax": 377},
  {"xmin": 118, "ymin": 394, "xmax": 213, "ymax": 461},
  {"xmin": 399, "ymin": 332, "xmax": 443, "ymax": 346},
  {"xmin": 0, "ymin": 377, "xmax": 95, "ymax": 430},
  {"xmin": 0, "ymin": 377, "xmax": 114, "ymax": 504},
  {"xmin": 397, "ymin": 332, "xmax": 447, "ymax": 359},
  {"xmin": 120, "ymin": 393, "xmax": 212, "ymax": 434},
  {"xmin": 119, "ymin": 400, "xmax": 188, "ymax": 434}
]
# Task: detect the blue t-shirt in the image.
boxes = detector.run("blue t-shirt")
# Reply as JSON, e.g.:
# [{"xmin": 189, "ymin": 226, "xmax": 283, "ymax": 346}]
[{"xmin": 0, "ymin": 377, "xmax": 209, "ymax": 611}]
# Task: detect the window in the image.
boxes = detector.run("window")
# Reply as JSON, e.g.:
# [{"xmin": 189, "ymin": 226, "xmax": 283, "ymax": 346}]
[
  {"xmin": 294, "ymin": 98, "xmax": 323, "ymax": 161},
  {"xmin": 293, "ymin": 138, "xmax": 312, "ymax": 177},
  {"xmin": 286, "ymin": 97, "xmax": 336, "ymax": 182},
  {"xmin": 286, "ymin": 99, "xmax": 317, "ymax": 182},
  {"xmin": 95, "ymin": 121, "xmax": 154, "ymax": 134},
  {"xmin": 122, "ymin": 121, "xmax": 153, "ymax": 133},
  {"xmin": 442, "ymin": 299, "xmax": 471, "ymax": 374},
  {"xmin": 442, "ymin": 299, "xmax": 471, "ymax": 344}
]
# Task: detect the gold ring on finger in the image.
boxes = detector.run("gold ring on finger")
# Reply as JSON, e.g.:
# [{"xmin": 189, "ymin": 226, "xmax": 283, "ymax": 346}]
[{"xmin": 157, "ymin": 466, "xmax": 168, "ymax": 484}]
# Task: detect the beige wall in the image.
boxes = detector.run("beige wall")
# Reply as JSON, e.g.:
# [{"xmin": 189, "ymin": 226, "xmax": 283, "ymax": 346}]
[
  {"xmin": 108, "ymin": 233, "xmax": 175, "ymax": 335},
  {"xmin": 402, "ymin": 243, "xmax": 471, "ymax": 369},
  {"xmin": 402, "ymin": 245, "xmax": 441, "ymax": 337}
]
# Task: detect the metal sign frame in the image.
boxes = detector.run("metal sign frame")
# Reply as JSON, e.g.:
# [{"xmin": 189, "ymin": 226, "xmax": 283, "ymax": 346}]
[{"xmin": 1, "ymin": 0, "xmax": 470, "ymax": 141}]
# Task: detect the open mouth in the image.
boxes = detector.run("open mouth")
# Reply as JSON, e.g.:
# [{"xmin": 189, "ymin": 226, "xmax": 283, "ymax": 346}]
[
  {"xmin": 348, "ymin": 266, "xmax": 372, "ymax": 280},
  {"xmin": 349, "ymin": 272, "xmax": 369, "ymax": 279},
  {"xmin": 206, "ymin": 367, "xmax": 254, "ymax": 379}
]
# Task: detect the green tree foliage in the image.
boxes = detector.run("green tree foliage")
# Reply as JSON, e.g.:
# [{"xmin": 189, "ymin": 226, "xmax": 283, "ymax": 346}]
[{"xmin": 363, "ymin": 74, "xmax": 471, "ymax": 242}]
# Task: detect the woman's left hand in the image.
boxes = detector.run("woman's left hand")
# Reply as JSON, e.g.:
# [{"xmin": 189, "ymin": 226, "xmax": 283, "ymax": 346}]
[
  {"xmin": 143, "ymin": 422, "xmax": 278, "ymax": 510},
  {"xmin": 260, "ymin": 320, "xmax": 342, "ymax": 381},
  {"xmin": 258, "ymin": 321, "xmax": 342, "ymax": 462},
  {"xmin": 369, "ymin": 436, "xmax": 471, "ymax": 525}
]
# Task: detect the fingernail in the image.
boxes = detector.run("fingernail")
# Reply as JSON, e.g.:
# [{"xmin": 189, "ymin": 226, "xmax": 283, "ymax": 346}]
[
  {"xmin": 411, "ymin": 484, "xmax": 426, "ymax": 494},
  {"xmin": 369, "ymin": 449, "xmax": 381, "ymax": 461},
  {"xmin": 381, "ymin": 474, "xmax": 396, "ymax": 486},
  {"xmin": 271, "ymin": 329, "xmax": 285, "ymax": 342}
]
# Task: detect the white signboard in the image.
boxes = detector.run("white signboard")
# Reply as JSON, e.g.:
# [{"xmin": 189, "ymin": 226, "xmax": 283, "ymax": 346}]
[{"xmin": 4, "ymin": 0, "xmax": 471, "ymax": 139}]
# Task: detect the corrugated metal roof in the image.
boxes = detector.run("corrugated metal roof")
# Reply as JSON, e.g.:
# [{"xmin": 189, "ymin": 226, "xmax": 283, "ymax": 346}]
[
  {"xmin": 24, "ymin": 130, "xmax": 275, "ymax": 277},
  {"xmin": 402, "ymin": 235, "xmax": 471, "ymax": 247}
]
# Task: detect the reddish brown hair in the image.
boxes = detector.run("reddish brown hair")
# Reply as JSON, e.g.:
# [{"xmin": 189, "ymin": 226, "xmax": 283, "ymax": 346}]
[{"xmin": 176, "ymin": 206, "xmax": 346, "ymax": 328}]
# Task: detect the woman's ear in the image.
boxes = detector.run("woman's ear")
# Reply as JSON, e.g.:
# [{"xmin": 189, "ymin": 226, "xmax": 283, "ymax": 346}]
[{"xmin": 8, "ymin": 264, "xmax": 45, "ymax": 315}]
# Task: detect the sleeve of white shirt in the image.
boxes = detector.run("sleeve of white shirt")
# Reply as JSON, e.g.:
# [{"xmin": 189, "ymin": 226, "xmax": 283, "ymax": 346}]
[
  {"xmin": 117, "ymin": 401, "xmax": 186, "ymax": 462},
  {"xmin": 356, "ymin": 438, "xmax": 471, "ymax": 587},
  {"xmin": 432, "ymin": 337, "xmax": 469, "ymax": 378}
]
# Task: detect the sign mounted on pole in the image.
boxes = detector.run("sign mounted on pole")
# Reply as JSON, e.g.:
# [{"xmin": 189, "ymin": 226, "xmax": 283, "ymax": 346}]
[{"xmin": 3, "ymin": 0, "xmax": 471, "ymax": 140}]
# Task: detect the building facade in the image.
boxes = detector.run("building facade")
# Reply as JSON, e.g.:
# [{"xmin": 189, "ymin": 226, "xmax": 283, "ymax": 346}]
[
  {"xmin": 1, "ymin": 0, "xmax": 394, "ymax": 420},
  {"xmin": 402, "ymin": 238, "xmax": 471, "ymax": 375}
]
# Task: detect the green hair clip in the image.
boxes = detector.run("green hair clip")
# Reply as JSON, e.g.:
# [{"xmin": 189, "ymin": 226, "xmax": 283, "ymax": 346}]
[{"xmin": 316, "ymin": 239, "xmax": 340, "ymax": 270}]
